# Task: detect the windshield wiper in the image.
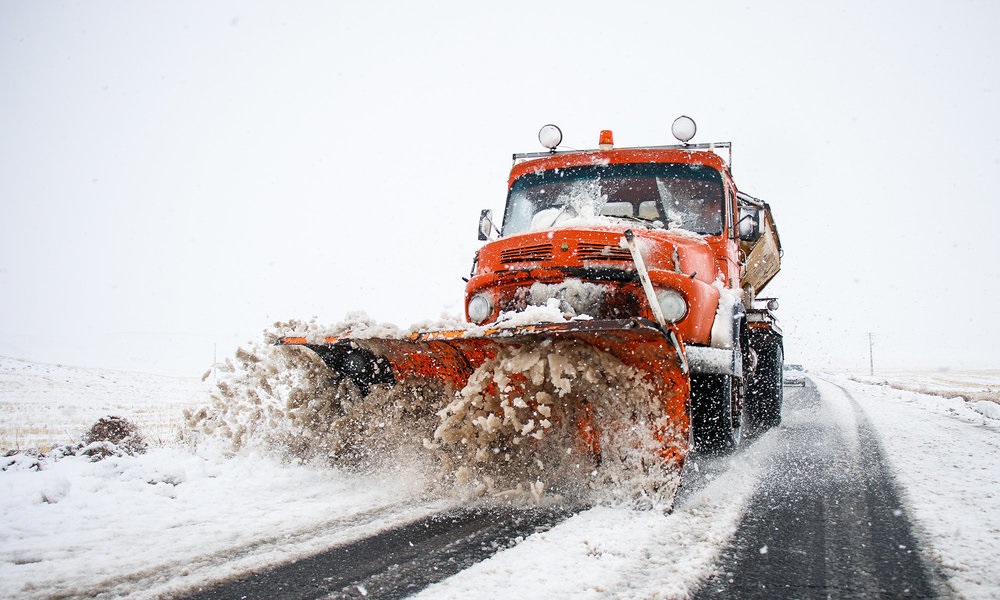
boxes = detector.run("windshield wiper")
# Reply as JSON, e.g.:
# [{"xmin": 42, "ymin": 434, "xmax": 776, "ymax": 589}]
[
  {"xmin": 611, "ymin": 215, "xmax": 663, "ymax": 229},
  {"xmin": 548, "ymin": 204, "xmax": 578, "ymax": 228}
]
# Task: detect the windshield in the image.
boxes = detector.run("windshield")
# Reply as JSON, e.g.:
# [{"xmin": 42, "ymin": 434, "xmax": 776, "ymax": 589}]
[{"xmin": 502, "ymin": 163, "xmax": 725, "ymax": 236}]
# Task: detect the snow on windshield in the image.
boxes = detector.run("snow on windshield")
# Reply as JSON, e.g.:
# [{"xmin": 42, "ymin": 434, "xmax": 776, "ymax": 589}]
[{"xmin": 502, "ymin": 163, "xmax": 725, "ymax": 236}]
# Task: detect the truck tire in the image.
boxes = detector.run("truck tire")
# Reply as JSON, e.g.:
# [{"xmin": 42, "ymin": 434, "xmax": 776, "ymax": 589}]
[
  {"xmin": 690, "ymin": 374, "xmax": 742, "ymax": 454},
  {"xmin": 746, "ymin": 337, "xmax": 783, "ymax": 436}
]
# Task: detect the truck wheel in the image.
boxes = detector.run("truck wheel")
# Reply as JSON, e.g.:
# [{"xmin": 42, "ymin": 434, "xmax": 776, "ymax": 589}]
[
  {"xmin": 690, "ymin": 374, "xmax": 740, "ymax": 454},
  {"xmin": 746, "ymin": 339, "xmax": 783, "ymax": 436}
]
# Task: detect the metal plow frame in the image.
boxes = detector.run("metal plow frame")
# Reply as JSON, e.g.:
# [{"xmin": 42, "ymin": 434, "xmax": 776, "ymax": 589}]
[{"xmin": 278, "ymin": 318, "xmax": 691, "ymax": 467}]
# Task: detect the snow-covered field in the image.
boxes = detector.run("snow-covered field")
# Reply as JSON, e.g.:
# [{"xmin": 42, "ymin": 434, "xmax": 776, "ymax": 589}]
[
  {"xmin": 0, "ymin": 357, "xmax": 210, "ymax": 452},
  {"xmin": 849, "ymin": 369, "xmax": 1000, "ymax": 415},
  {"xmin": 1, "ymin": 357, "xmax": 998, "ymax": 599}
]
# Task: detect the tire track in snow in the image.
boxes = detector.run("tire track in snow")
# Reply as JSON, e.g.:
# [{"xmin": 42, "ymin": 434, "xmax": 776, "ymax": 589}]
[{"xmin": 694, "ymin": 379, "xmax": 949, "ymax": 599}]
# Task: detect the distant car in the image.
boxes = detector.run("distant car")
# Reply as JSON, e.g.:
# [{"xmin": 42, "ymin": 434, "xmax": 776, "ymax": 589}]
[{"xmin": 783, "ymin": 363, "xmax": 807, "ymax": 386}]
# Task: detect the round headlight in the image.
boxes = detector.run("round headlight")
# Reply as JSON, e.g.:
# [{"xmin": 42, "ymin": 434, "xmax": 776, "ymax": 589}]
[
  {"xmin": 467, "ymin": 294, "xmax": 493, "ymax": 324},
  {"xmin": 656, "ymin": 289, "xmax": 688, "ymax": 323}
]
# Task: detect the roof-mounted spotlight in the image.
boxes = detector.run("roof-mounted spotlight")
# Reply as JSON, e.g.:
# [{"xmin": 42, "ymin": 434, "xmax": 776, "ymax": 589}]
[
  {"xmin": 671, "ymin": 115, "xmax": 697, "ymax": 144},
  {"xmin": 538, "ymin": 124, "xmax": 562, "ymax": 151}
]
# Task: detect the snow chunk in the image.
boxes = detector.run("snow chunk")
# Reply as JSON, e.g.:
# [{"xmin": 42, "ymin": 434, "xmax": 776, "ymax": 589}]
[
  {"xmin": 709, "ymin": 282, "xmax": 742, "ymax": 349},
  {"xmin": 971, "ymin": 400, "xmax": 1000, "ymax": 420},
  {"xmin": 527, "ymin": 279, "xmax": 605, "ymax": 319},
  {"xmin": 492, "ymin": 299, "xmax": 571, "ymax": 328}
]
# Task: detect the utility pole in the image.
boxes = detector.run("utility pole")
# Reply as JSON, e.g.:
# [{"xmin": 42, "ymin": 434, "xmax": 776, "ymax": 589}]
[{"xmin": 867, "ymin": 332, "xmax": 875, "ymax": 376}]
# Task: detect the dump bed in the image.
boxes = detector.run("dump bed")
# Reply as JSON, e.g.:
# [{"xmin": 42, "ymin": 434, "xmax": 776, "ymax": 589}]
[{"xmin": 739, "ymin": 193, "xmax": 782, "ymax": 295}]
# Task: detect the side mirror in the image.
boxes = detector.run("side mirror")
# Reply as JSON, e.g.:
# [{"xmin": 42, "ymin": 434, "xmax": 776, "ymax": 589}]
[
  {"xmin": 738, "ymin": 206, "xmax": 761, "ymax": 243},
  {"xmin": 478, "ymin": 209, "xmax": 496, "ymax": 241}
]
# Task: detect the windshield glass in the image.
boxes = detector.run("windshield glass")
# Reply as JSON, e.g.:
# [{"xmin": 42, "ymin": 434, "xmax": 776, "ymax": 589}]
[{"xmin": 502, "ymin": 163, "xmax": 725, "ymax": 236}]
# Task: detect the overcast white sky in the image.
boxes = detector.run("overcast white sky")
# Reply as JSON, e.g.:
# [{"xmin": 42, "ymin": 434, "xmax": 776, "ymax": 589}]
[{"xmin": 2, "ymin": 1, "xmax": 998, "ymax": 377}]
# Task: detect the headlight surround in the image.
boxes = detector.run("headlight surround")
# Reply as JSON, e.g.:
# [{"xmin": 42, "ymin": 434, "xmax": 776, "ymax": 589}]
[
  {"xmin": 656, "ymin": 288, "xmax": 688, "ymax": 323},
  {"xmin": 467, "ymin": 293, "xmax": 493, "ymax": 324}
]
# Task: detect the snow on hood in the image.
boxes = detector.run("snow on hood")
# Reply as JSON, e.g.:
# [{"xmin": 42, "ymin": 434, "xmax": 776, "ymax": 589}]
[{"xmin": 283, "ymin": 301, "xmax": 594, "ymax": 344}]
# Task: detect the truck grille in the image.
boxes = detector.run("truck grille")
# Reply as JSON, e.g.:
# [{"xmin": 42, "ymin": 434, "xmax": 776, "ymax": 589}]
[
  {"xmin": 501, "ymin": 244, "xmax": 553, "ymax": 263},
  {"xmin": 577, "ymin": 242, "xmax": 632, "ymax": 262}
]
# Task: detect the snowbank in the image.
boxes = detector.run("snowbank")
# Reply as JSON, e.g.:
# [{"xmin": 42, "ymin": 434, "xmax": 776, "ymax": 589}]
[{"xmin": 849, "ymin": 369, "xmax": 1000, "ymax": 413}]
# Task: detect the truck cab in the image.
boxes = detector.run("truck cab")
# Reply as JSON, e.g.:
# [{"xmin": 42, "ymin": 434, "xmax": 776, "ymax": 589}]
[{"xmin": 469, "ymin": 121, "xmax": 784, "ymax": 451}]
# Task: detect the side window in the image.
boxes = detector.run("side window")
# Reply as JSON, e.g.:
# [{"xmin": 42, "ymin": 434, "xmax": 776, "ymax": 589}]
[{"xmin": 726, "ymin": 184, "xmax": 737, "ymax": 237}]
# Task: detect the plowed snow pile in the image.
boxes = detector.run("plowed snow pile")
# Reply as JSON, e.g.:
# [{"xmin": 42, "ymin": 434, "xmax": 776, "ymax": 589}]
[
  {"xmin": 432, "ymin": 340, "xmax": 681, "ymax": 507},
  {"xmin": 185, "ymin": 319, "xmax": 681, "ymax": 508}
]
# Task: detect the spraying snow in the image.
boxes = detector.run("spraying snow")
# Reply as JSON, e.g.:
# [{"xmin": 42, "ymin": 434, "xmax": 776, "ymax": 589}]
[
  {"xmin": 184, "ymin": 320, "xmax": 442, "ymax": 475},
  {"xmin": 183, "ymin": 319, "xmax": 683, "ymax": 508},
  {"xmin": 431, "ymin": 339, "xmax": 682, "ymax": 508}
]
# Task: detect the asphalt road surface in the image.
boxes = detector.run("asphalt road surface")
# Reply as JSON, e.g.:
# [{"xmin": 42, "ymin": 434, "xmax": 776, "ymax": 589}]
[
  {"xmin": 693, "ymin": 379, "xmax": 948, "ymax": 599},
  {"xmin": 184, "ymin": 378, "xmax": 949, "ymax": 599},
  {"xmin": 181, "ymin": 504, "xmax": 576, "ymax": 600}
]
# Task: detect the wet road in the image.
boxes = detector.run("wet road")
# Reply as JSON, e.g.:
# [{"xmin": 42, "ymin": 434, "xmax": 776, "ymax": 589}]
[
  {"xmin": 183, "ymin": 378, "xmax": 950, "ymax": 599},
  {"xmin": 693, "ymin": 379, "xmax": 947, "ymax": 599},
  {"xmin": 181, "ymin": 505, "xmax": 576, "ymax": 600}
]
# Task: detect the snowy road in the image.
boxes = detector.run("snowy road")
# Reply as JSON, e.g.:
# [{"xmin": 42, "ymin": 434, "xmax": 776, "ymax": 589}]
[
  {"xmin": 694, "ymin": 381, "xmax": 945, "ymax": 598},
  {"xmin": 183, "ymin": 505, "xmax": 577, "ymax": 600},
  {"xmin": 3, "ymin": 359, "xmax": 998, "ymax": 599},
  {"xmin": 183, "ymin": 380, "xmax": 949, "ymax": 600}
]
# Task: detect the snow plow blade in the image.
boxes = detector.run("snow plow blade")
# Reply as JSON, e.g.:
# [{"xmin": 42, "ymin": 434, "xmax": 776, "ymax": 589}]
[{"xmin": 278, "ymin": 318, "xmax": 691, "ymax": 465}]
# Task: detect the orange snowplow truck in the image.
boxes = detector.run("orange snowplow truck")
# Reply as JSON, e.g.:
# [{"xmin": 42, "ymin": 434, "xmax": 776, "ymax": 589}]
[{"xmin": 281, "ymin": 117, "xmax": 783, "ymax": 466}]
